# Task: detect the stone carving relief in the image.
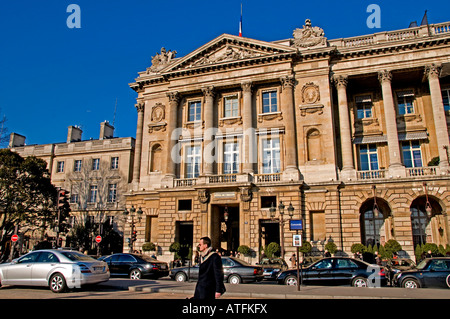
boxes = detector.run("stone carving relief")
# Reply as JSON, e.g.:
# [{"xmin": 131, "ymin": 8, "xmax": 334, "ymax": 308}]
[
  {"xmin": 148, "ymin": 103, "xmax": 167, "ymax": 133},
  {"xmin": 190, "ymin": 45, "xmax": 264, "ymax": 67},
  {"xmin": 292, "ymin": 19, "xmax": 327, "ymax": 48},
  {"xmin": 149, "ymin": 47, "xmax": 177, "ymax": 73},
  {"xmin": 299, "ymin": 82, "xmax": 324, "ymax": 116}
]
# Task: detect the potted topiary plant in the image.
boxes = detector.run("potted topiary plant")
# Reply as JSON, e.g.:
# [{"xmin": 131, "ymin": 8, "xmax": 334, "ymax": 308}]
[{"xmin": 325, "ymin": 241, "xmax": 338, "ymax": 256}]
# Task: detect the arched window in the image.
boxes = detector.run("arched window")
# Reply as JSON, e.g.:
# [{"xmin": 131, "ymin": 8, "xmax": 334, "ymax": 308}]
[
  {"xmin": 410, "ymin": 206, "xmax": 428, "ymax": 247},
  {"xmin": 361, "ymin": 206, "xmax": 384, "ymax": 246}
]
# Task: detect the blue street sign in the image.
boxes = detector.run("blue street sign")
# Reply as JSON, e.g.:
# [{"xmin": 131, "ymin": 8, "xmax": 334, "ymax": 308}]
[{"xmin": 290, "ymin": 219, "xmax": 303, "ymax": 230}]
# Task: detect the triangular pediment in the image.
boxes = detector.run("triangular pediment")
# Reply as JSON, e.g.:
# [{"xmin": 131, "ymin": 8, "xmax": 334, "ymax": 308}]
[{"xmin": 160, "ymin": 34, "xmax": 297, "ymax": 74}]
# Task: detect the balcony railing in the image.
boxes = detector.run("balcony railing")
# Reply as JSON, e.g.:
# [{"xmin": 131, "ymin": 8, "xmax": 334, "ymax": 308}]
[
  {"xmin": 406, "ymin": 166, "xmax": 438, "ymax": 177},
  {"xmin": 208, "ymin": 174, "xmax": 237, "ymax": 183},
  {"xmin": 356, "ymin": 169, "xmax": 387, "ymax": 180},
  {"xmin": 174, "ymin": 178, "xmax": 197, "ymax": 187},
  {"xmin": 255, "ymin": 173, "xmax": 282, "ymax": 183}
]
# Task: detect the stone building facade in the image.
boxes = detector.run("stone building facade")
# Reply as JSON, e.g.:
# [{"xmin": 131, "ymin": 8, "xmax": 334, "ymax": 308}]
[
  {"xmin": 9, "ymin": 122, "xmax": 135, "ymax": 250},
  {"xmin": 126, "ymin": 19, "xmax": 450, "ymax": 263}
]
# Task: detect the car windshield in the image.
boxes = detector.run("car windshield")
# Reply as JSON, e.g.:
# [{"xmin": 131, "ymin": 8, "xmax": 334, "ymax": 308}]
[
  {"xmin": 415, "ymin": 259, "xmax": 429, "ymax": 270},
  {"xmin": 61, "ymin": 251, "xmax": 96, "ymax": 262}
]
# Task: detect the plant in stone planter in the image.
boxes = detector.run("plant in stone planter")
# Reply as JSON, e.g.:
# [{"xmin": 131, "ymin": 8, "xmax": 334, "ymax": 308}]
[
  {"xmin": 265, "ymin": 242, "xmax": 281, "ymax": 258},
  {"xmin": 169, "ymin": 242, "xmax": 181, "ymax": 260},
  {"xmin": 324, "ymin": 241, "xmax": 337, "ymax": 255},
  {"xmin": 142, "ymin": 242, "xmax": 156, "ymax": 252}
]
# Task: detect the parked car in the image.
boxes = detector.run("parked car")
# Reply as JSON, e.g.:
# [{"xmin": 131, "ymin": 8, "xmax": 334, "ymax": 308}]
[
  {"xmin": 0, "ymin": 249, "xmax": 109, "ymax": 293},
  {"xmin": 98, "ymin": 253, "xmax": 169, "ymax": 279},
  {"xmin": 259, "ymin": 257, "xmax": 288, "ymax": 280},
  {"xmin": 170, "ymin": 256, "xmax": 264, "ymax": 284},
  {"xmin": 276, "ymin": 257, "xmax": 387, "ymax": 287},
  {"xmin": 393, "ymin": 257, "xmax": 450, "ymax": 289}
]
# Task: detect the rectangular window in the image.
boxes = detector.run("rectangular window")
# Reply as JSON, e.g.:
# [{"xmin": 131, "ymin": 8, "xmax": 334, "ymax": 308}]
[
  {"xmin": 355, "ymin": 95, "xmax": 373, "ymax": 119},
  {"xmin": 185, "ymin": 145, "xmax": 201, "ymax": 178},
  {"xmin": 260, "ymin": 196, "xmax": 277, "ymax": 209},
  {"xmin": 111, "ymin": 157, "xmax": 119, "ymax": 170},
  {"xmin": 223, "ymin": 142, "xmax": 239, "ymax": 174},
  {"xmin": 92, "ymin": 158, "xmax": 100, "ymax": 171},
  {"xmin": 359, "ymin": 144, "xmax": 379, "ymax": 171},
  {"xmin": 74, "ymin": 160, "xmax": 82, "ymax": 172},
  {"xmin": 442, "ymin": 89, "xmax": 450, "ymax": 112},
  {"xmin": 262, "ymin": 91, "xmax": 278, "ymax": 113},
  {"xmin": 224, "ymin": 95, "xmax": 239, "ymax": 118},
  {"xmin": 57, "ymin": 161, "xmax": 64, "ymax": 173},
  {"xmin": 178, "ymin": 199, "xmax": 192, "ymax": 211},
  {"xmin": 89, "ymin": 185, "xmax": 98, "ymax": 203},
  {"xmin": 188, "ymin": 101, "xmax": 201, "ymax": 122},
  {"xmin": 108, "ymin": 184, "xmax": 117, "ymax": 203},
  {"xmin": 70, "ymin": 194, "xmax": 79, "ymax": 204},
  {"xmin": 402, "ymin": 140, "xmax": 423, "ymax": 168},
  {"xmin": 397, "ymin": 91, "xmax": 415, "ymax": 115},
  {"xmin": 262, "ymin": 137, "xmax": 280, "ymax": 174}
]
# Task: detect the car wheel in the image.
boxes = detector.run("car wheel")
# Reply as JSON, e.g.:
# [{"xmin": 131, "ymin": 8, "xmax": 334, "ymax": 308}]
[
  {"xmin": 447, "ymin": 275, "xmax": 450, "ymax": 288},
  {"xmin": 49, "ymin": 273, "xmax": 67, "ymax": 293},
  {"xmin": 228, "ymin": 274, "xmax": 241, "ymax": 284},
  {"xmin": 130, "ymin": 269, "xmax": 142, "ymax": 280},
  {"xmin": 175, "ymin": 272, "xmax": 187, "ymax": 282},
  {"xmin": 402, "ymin": 277, "xmax": 420, "ymax": 289},
  {"xmin": 284, "ymin": 275, "xmax": 298, "ymax": 286},
  {"xmin": 352, "ymin": 276, "xmax": 369, "ymax": 287}
]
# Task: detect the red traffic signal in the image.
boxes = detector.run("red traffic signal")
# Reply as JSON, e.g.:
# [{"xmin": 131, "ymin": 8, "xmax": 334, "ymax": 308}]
[{"xmin": 57, "ymin": 189, "xmax": 69, "ymax": 208}]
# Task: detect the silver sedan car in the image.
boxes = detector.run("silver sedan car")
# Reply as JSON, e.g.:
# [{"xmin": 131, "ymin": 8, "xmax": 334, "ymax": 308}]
[{"xmin": 0, "ymin": 249, "xmax": 109, "ymax": 293}]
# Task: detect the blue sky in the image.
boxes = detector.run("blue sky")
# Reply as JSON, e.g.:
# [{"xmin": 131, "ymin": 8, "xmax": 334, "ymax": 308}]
[{"xmin": 1, "ymin": 1, "xmax": 449, "ymax": 145}]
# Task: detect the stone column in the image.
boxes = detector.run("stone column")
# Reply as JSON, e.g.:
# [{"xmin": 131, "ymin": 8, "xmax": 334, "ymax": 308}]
[
  {"xmin": 333, "ymin": 75, "xmax": 356, "ymax": 179},
  {"xmin": 425, "ymin": 64, "xmax": 450, "ymax": 172},
  {"xmin": 241, "ymin": 81, "xmax": 254, "ymax": 174},
  {"xmin": 202, "ymin": 86, "xmax": 215, "ymax": 176},
  {"xmin": 378, "ymin": 70, "xmax": 405, "ymax": 176},
  {"xmin": 132, "ymin": 102, "xmax": 145, "ymax": 185},
  {"xmin": 164, "ymin": 91, "xmax": 180, "ymax": 180},
  {"xmin": 281, "ymin": 75, "xmax": 300, "ymax": 181}
]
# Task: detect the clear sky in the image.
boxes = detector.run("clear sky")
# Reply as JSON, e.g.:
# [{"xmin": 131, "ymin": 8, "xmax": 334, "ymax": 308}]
[{"xmin": 1, "ymin": 1, "xmax": 449, "ymax": 146}]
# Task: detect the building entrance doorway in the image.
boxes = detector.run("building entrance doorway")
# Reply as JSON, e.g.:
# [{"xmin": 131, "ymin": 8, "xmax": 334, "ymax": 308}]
[
  {"xmin": 260, "ymin": 219, "xmax": 280, "ymax": 252},
  {"xmin": 175, "ymin": 221, "xmax": 193, "ymax": 261},
  {"xmin": 211, "ymin": 205, "xmax": 239, "ymax": 253}
]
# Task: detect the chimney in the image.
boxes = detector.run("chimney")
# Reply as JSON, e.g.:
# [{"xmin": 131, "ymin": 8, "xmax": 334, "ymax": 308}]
[
  {"xmin": 100, "ymin": 121, "xmax": 114, "ymax": 140},
  {"xmin": 67, "ymin": 125, "xmax": 82, "ymax": 143},
  {"xmin": 9, "ymin": 133, "xmax": 26, "ymax": 148}
]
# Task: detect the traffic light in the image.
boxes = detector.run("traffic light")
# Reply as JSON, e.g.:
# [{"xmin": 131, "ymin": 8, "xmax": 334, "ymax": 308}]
[
  {"xmin": 57, "ymin": 188, "xmax": 70, "ymax": 209},
  {"xmin": 131, "ymin": 231, "xmax": 137, "ymax": 242}
]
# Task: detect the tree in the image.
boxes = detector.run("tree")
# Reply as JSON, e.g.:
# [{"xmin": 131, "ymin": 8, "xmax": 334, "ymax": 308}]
[
  {"xmin": 0, "ymin": 149, "xmax": 60, "ymax": 260},
  {"xmin": 384, "ymin": 239, "xmax": 402, "ymax": 258}
]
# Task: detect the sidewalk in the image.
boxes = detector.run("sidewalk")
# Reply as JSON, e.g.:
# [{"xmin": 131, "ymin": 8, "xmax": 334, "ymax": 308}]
[{"xmin": 124, "ymin": 280, "xmax": 450, "ymax": 299}]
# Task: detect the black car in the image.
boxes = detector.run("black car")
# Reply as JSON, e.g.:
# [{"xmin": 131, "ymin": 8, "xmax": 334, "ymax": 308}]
[
  {"xmin": 169, "ymin": 256, "xmax": 264, "ymax": 284},
  {"xmin": 276, "ymin": 257, "xmax": 387, "ymax": 287},
  {"xmin": 99, "ymin": 253, "xmax": 169, "ymax": 279},
  {"xmin": 394, "ymin": 257, "xmax": 450, "ymax": 289}
]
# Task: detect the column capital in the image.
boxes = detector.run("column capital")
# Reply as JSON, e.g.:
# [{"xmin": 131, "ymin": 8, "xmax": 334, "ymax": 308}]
[
  {"xmin": 167, "ymin": 91, "xmax": 180, "ymax": 103},
  {"xmin": 241, "ymin": 81, "xmax": 253, "ymax": 93},
  {"xmin": 280, "ymin": 75, "xmax": 295, "ymax": 89},
  {"xmin": 378, "ymin": 70, "xmax": 392, "ymax": 84},
  {"xmin": 202, "ymin": 86, "xmax": 215, "ymax": 98},
  {"xmin": 424, "ymin": 63, "xmax": 442, "ymax": 79},
  {"xmin": 332, "ymin": 75, "xmax": 348, "ymax": 88},
  {"xmin": 135, "ymin": 102, "xmax": 145, "ymax": 113}
]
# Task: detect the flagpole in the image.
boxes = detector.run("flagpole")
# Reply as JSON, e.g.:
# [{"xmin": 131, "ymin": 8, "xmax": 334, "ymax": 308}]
[{"xmin": 239, "ymin": 3, "xmax": 243, "ymax": 37}]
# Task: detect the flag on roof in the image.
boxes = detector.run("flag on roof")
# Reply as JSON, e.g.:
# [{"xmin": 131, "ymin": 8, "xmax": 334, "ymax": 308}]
[{"xmin": 239, "ymin": 3, "xmax": 243, "ymax": 37}]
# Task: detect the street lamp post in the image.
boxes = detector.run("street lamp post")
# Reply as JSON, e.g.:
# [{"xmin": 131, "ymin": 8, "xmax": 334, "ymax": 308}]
[
  {"xmin": 123, "ymin": 205, "xmax": 143, "ymax": 253},
  {"xmin": 270, "ymin": 201, "xmax": 295, "ymax": 260}
]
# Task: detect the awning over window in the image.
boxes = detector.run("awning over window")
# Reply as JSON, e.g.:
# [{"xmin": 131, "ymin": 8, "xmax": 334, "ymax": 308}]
[{"xmin": 353, "ymin": 131, "xmax": 428, "ymax": 144}]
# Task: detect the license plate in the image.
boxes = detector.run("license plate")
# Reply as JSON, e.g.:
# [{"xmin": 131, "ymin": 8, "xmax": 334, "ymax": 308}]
[
  {"xmin": 160, "ymin": 265, "xmax": 167, "ymax": 270},
  {"xmin": 94, "ymin": 266, "xmax": 104, "ymax": 272}
]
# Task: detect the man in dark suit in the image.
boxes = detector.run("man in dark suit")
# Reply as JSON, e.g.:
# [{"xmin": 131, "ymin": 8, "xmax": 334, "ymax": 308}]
[{"xmin": 193, "ymin": 236, "xmax": 226, "ymax": 299}]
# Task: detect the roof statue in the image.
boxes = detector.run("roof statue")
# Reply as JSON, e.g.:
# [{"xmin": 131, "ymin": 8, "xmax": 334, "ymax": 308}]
[
  {"xmin": 149, "ymin": 47, "xmax": 177, "ymax": 73},
  {"xmin": 292, "ymin": 19, "xmax": 327, "ymax": 48}
]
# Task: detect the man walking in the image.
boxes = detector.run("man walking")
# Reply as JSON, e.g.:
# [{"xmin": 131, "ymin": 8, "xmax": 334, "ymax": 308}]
[{"xmin": 193, "ymin": 236, "xmax": 226, "ymax": 299}]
